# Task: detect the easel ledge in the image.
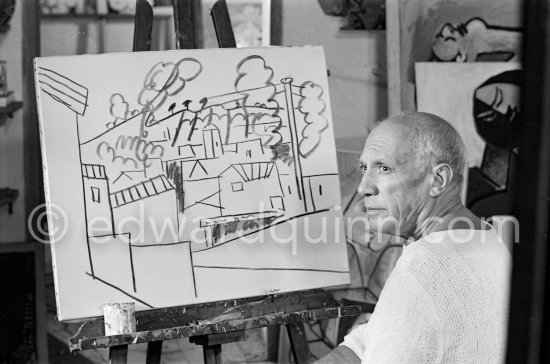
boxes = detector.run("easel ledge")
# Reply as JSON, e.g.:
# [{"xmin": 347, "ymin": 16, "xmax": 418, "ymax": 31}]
[{"xmin": 69, "ymin": 289, "xmax": 360, "ymax": 351}]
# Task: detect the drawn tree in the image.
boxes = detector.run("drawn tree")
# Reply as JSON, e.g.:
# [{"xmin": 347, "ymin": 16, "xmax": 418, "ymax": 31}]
[
  {"xmin": 298, "ymin": 81, "xmax": 328, "ymax": 158},
  {"xmin": 107, "ymin": 93, "xmax": 133, "ymax": 129}
]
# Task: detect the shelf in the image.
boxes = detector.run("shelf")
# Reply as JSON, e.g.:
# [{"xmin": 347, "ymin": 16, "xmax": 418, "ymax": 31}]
[
  {"xmin": 0, "ymin": 101, "xmax": 23, "ymax": 118},
  {"xmin": 0, "ymin": 188, "xmax": 19, "ymax": 214},
  {"xmin": 40, "ymin": 6, "xmax": 173, "ymax": 20}
]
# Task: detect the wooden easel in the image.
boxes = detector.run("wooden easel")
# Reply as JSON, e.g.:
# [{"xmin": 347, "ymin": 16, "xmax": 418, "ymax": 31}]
[
  {"xmin": 70, "ymin": 289, "xmax": 360, "ymax": 363},
  {"xmin": 68, "ymin": 1, "xmax": 361, "ymax": 363}
]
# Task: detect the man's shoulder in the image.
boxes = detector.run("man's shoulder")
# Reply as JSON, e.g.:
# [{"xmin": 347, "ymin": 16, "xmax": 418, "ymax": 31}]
[{"xmin": 397, "ymin": 228, "xmax": 510, "ymax": 283}]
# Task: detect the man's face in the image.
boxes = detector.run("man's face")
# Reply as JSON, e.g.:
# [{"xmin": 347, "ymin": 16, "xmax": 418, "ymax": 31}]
[{"xmin": 358, "ymin": 121, "xmax": 431, "ymax": 237}]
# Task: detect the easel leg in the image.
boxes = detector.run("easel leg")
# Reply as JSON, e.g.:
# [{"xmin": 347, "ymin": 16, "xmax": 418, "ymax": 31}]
[
  {"xmin": 286, "ymin": 322, "xmax": 312, "ymax": 364},
  {"xmin": 109, "ymin": 345, "xmax": 128, "ymax": 364},
  {"xmin": 146, "ymin": 341, "xmax": 163, "ymax": 364},
  {"xmin": 203, "ymin": 344, "xmax": 223, "ymax": 364},
  {"xmin": 267, "ymin": 325, "xmax": 280, "ymax": 362}
]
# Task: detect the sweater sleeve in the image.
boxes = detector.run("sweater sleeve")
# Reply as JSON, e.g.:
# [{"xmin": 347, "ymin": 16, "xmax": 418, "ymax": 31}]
[{"xmin": 341, "ymin": 266, "xmax": 443, "ymax": 363}]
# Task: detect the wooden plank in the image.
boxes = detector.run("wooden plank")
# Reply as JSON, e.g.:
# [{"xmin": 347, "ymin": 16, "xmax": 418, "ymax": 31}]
[
  {"xmin": 506, "ymin": 0, "xmax": 550, "ymax": 362},
  {"xmin": 270, "ymin": 0, "xmax": 283, "ymax": 46},
  {"xmin": 211, "ymin": 0, "xmax": 237, "ymax": 48},
  {"xmin": 203, "ymin": 344, "xmax": 222, "ymax": 364},
  {"xmin": 286, "ymin": 322, "xmax": 312, "ymax": 364},
  {"xmin": 145, "ymin": 341, "xmax": 162, "ymax": 364},
  {"xmin": 133, "ymin": 0, "xmax": 154, "ymax": 52},
  {"xmin": 71, "ymin": 289, "xmax": 341, "ymax": 340},
  {"xmin": 173, "ymin": 0, "xmax": 202, "ymax": 49},
  {"xmin": 190, "ymin": 330, "xmax": 246, "ymax": 346},
  {"xmin": 33, "ymin": 244, "xmax": 48, "ymax": 364},
  {"xmin": 385, "ymin": 0, "xmax": 402, "ymax": 114},
  {"xmin": 109, "ymin": 345, "xmax": 128, "ymax": 364},
  {"xmin": 266, "ymin": 325, "xmax": 280, "ymax": 362},
  {"xmin": 277, "ymin": 325, "xmax": 291, "ymax": 364},
  {"xmin": 70, "ymin": 305, "xmax": 361, "ymax": 351},
  {"xmin": 22, "ymin": 0, "xmax": 45, "ymax": 244}
]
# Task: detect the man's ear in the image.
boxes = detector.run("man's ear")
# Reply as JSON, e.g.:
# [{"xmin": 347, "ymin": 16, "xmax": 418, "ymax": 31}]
[{"xmin": 430, "ymin": 163, "xmax": 453, "ymax": 197}]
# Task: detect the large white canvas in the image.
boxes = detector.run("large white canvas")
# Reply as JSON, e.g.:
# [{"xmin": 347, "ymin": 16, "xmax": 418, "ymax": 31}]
[{"xmin": 34, "ymin": 46, "xmax": 349, "ymax": 321}]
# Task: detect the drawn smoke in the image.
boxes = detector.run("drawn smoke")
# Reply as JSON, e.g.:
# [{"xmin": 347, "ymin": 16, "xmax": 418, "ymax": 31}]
[
  {"xmin": 298, "ymin": 81, "xmax": 328, "ymax": 158},
  {"xmin": 137, "ymin": 58, "xmax": 203, "ymax": 124},
  {"xmin": 235, "ymin": 56, "xmax": 283, "ymax": 149},
  {"xmin": 236, "ymin": 55, "xmax": 277, "ymax": 107}
]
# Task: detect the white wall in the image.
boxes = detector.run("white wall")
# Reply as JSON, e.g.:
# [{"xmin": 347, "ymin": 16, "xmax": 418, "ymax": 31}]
[
  {"xmin": 281, "ymin": 0, "xmax": 387, "ymax": 141},
  {"xmin": 0, "ymin": 3, "xmax": 25, "ymax": 242}
]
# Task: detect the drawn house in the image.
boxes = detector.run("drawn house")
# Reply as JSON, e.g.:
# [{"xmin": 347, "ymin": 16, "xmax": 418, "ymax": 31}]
[
  {"xmin": 225, "ymin": 138, "xmax": 266, "ymax": 159},
  {"xmin": 303, "ymin": 174, "xmax": 338, "ymax": 212},
  {"xmin": 82, "ymin": 163, "xmax": 114, "ymax": 235},
  {"xmin": 110, "ymin": 174, "xmax": 179, "ymax": 245},
  {"xmin": 218, "ymin": 162, "xmax": 283, "ymax": 215},
  {"xmin": 197, "ymin": 162, "xmax": 284, "ymax": 247}
]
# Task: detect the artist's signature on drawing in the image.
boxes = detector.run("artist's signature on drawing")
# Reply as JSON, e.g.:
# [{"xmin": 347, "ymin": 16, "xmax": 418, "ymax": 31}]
[{"xmin": 263, "ymin": 288, "xmax": 280, "ymax": 294}]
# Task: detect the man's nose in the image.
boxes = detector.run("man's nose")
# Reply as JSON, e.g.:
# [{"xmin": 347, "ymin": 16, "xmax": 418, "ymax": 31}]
[{"xmin": 357, "ymin": 173, "xmax": 378, "ymax": 197}]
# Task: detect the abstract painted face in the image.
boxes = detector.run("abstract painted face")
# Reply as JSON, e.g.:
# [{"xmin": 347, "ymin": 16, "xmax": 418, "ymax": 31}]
[
  {"xmin": 473, "ymin": 70, "xmax": 522, "ymax": 149},
  {"xmin": 357, "ymin": 121, "xmax": 431, "ymax": 237}
]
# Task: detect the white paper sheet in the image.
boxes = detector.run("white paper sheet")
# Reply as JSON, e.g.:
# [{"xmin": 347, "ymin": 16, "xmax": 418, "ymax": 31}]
[{"xmin": 35, "ymin": 46, "xmax": 349, "ymax": 320}]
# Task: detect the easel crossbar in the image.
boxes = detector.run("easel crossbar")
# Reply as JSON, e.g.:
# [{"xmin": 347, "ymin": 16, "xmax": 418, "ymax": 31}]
[{"xmin": 69, "ymin": 305, "xmax": 360, "ymax": 352}]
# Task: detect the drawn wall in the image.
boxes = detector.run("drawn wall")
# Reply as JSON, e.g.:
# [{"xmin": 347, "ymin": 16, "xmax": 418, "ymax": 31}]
[
  {"xmin": 34, "ymin": 46, "xmax": 349, "ymax": 320},
  {"xmin": 416, "ymin": 62, "xmax": 521, "ymax": 217}
]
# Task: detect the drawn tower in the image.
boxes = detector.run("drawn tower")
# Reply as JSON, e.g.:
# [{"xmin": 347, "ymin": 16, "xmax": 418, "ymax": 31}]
[
  {"xmin": 203, "ymin": 124, "xmax": 224, "ymax": 159},
  {"xmin": 281, "ymin": 77, "xmax": 308, "ymax": 212}
]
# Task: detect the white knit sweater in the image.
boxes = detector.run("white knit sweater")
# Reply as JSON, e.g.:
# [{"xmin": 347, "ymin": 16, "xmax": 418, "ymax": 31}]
[{"xmin": 342, "ymin": 227, "xmax": 511, "ymax": 363}]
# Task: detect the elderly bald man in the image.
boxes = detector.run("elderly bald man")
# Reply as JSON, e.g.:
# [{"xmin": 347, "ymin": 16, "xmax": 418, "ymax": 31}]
[{"xmin": 318, "ymin": 112, "xmax": 511, "ymax": 363}]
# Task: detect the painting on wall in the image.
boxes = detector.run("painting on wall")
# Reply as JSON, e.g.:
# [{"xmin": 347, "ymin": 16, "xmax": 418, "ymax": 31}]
[
  {"xmin": 318, "ymin": 0, "xmax": 385, "ymax": 30},
  {"xmin": 416, "ymin": 62, "xmax": 522, "ymax": 218},
  {"xmin": 386, "ymin": 0, "xmax": 522, "ymax": 113},
  {"xmin": 201, "ymin": 0, "xmax": 271, "ymax": 48},
  {"xmin": 34, "ymin": 46, "xmax": 349, "ymax": 320}
]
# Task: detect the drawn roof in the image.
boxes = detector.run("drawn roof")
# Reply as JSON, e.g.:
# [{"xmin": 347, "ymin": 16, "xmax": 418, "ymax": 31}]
[
  {"xmin": 222, "ymin": 162, "xmax": 275, "ymax": 182},
  {"xmin": 180, "ymin": 159, "xmax": 228, "ymax": 181},
  {"xmin": 81, "ymin": 164, "xmax": 106, "ymax": 179},
  {"xmin": 110, "ymin": 174, "xmax": 174, "ymax": 208},
  {"xmin": 36, "ymin": 67, "xmax": 89, "ymax": 116}
]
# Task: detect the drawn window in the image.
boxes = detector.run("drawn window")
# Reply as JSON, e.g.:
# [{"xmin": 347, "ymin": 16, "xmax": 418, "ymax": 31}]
[
  {"xmin": 270, "ymin": 196, "xmax": 285, "ymax": 211},
  {"xmin": 91, "ymin": 187, "xmax": 100, "ymax": 203},
  {"xmin": 232, "ymin": 182, "xmax": 243, "ymax": 192},
  {"xmin": 178, "ymin": 145, "xmax": 196, "ymax": 159}
]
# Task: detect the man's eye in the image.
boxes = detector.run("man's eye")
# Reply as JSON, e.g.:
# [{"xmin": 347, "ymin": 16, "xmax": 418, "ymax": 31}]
[
  {"xmin": 378, "ymin": 165, "xmax": 390, "ymax": 173},
  {"xmin": 359, "ymin": 165, "xmax": 367, "ymax": 173}
]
